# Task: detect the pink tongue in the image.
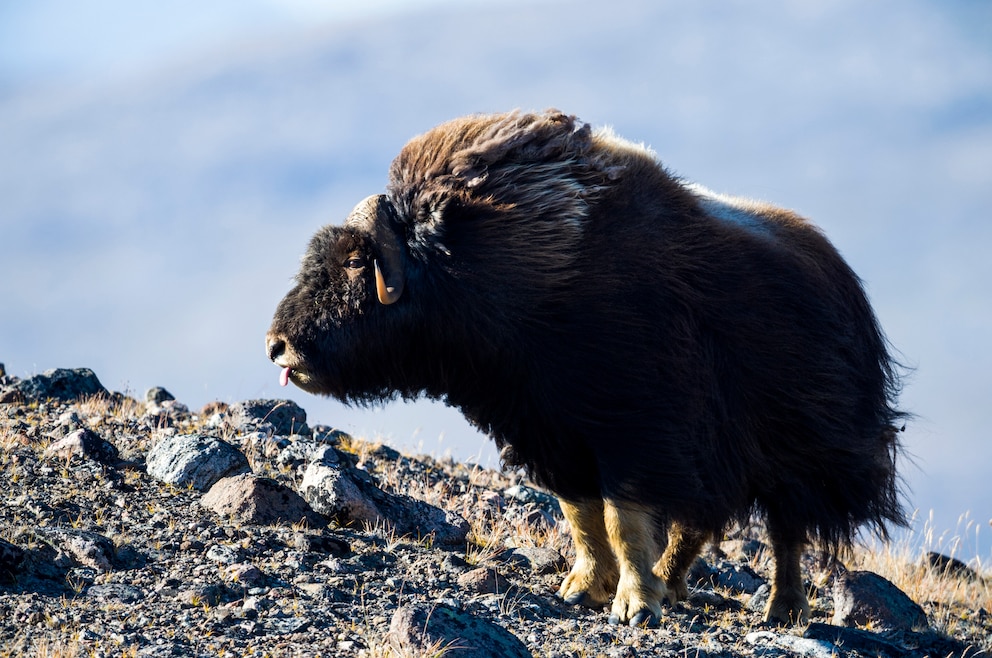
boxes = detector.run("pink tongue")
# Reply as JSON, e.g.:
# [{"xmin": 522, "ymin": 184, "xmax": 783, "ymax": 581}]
[{"xmin": 279, "ymin": 367, "xmax": 291, "ymax": 387}]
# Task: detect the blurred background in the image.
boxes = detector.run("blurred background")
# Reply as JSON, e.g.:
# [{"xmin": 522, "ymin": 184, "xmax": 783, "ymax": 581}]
[{"xmin": 2, "ymin": 0, "xmax": 990, "ymax": 562}]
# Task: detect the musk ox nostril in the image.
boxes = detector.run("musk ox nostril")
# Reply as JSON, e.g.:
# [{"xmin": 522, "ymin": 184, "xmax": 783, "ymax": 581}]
[{"xmin": 266, "ymin": 335, "xmax": 286, "ymax": 362}]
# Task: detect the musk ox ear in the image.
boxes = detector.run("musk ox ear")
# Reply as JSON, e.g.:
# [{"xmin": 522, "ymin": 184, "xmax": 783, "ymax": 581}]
[{"xmin": 345, "ymin": 194, "xmax": 406, "ymax": 305}]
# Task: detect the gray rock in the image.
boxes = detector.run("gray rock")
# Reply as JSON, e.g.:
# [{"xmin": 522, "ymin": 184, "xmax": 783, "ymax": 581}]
[
  {"xmin": 804, "ymin": 622, "xmax": 910, "ymax": 657},
  {"xmin": 206, "ymin": 543, "xmax": 246, "ymax": 565},
  {"xmin": 387, "ymin": 603, "xmax": 531, "ymax": 658},
  {"xmin": 457, "ymin": 567, "xmax": 512, "ymax": 595},
  {"xmin": 711, "ymin": 559, "xmax": 766, "ymax": 594},
  {"xmin": 310, "ymin": 425, "xmax": 348, "ymax": 444},
  {"xmin": 145, "ymin": 386, "xmax": 175, "ymax": 404},
  {"xmin": 36, "ymin": 528, "xmax": 116, "ymax": 573},
  {"xmin": 746, "ymin": 583, "xmax": 771, "ymax": 613},
  {"xmin": 300, "ymin": 455, "xmax": 469, "ymax": 545},
  {"xmin": 746, "ymin": 630, "xmax": 841, "ymax": 658},
  {"xmin": 43, "ymin": 427, "xmax": 119, "ymax": 463},
  {"xmin": 294, "ymin": 533, "xmax": 350, "ymax": 556},
  {"xmin": 12, "ymin": 367, "xmax": 108, "ymax": 402},
  {"xmin": 202, "ymin": 473, "xmax": 325, "ymax": 527},
  {"xmin": 372, "ymin": 490, "xmax": 470, "ymax": 547},
  {"xmin": 275, "ymin": 438, "xmax": 319, "ymax": 469},
  {"xmin": 228, "ymin": 399, "xmax": 309, "ymax": 436},
  {"xmin": 300, "ymin": 460, "xmax": 384, "ymax": 526},
  {"xmin": 924, "ymin": 551, "xmax": 981, "ymax": 580},
  {"xmin": 495, "ymin": 546, "xmax": 567, "ymax": 575},
  {"xmin": 832, "ymin": 570, "xmax": 929, "ymax": 631},
  {"xmin": 145, "ymin": 434, "xmax": 250, "ymax": 491},
  {"xmin": 503, "ymin": 484, "xmax": 559, "ymax": 512},
  {"xmin": 87, "ymin": 583, "xmax": 145, "ymax": 604}
]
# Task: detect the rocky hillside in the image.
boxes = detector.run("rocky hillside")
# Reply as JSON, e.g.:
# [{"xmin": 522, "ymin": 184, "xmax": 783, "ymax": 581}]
[{"xmin": 1, "ymin": 365, "xmax": 988, "ymax": 657}]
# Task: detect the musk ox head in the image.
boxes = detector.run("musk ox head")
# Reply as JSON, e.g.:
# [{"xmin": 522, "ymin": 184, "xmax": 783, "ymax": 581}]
[
  {"xmin": 266, "ymin": 110, "xmax": 620, "ymax": 404},
  {"xmin": 266, "ymin": 193, "xmax": 407, "ymax": 399}
]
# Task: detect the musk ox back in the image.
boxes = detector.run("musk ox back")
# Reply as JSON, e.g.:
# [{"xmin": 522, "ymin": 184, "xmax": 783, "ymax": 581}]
[{"xmin": 267, "ymin": 110, "xmax": 906, "ymax": 627}]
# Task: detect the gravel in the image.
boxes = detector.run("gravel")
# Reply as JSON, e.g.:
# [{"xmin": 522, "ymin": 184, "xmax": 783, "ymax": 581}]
[{"xmin": 0, "ymin": 370, "xmax": 988, "ymax": 657}]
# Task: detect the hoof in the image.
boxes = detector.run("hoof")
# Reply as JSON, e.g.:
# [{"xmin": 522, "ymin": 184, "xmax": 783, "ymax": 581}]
[
  {"xmin": 608, "ymin": 609, "xmax": 659, "ymax": 628},
  {"xmin": 562, "ymin": 591, "xmax": 600, "ymax": 608}
]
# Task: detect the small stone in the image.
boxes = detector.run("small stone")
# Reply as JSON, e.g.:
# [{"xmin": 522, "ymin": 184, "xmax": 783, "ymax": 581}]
[
  {"xmin": 145, "ymin": 387, "xmax": 175, "ymax": 404},
  {"xmin": 711, "ymin": 559, "xmax": 765, "ymax": 594},
  {"xmin": 206, "ymin": 543, "xmax": 246, "ymax": 565},
  {"xmin": 222, "ymin": 562, "xmax": 265, "ymax": 588},
  {"xmin": 145, "ymin": 434, "xmax": 250, "ymax": 491},
  {"xmin": 495, "ymin": 546, "xmax": 567, "ymax": 575},
  {"xmin": 457, "ymin": 567, "xmax": 512, "ymax": 595},
  {"xmin": 294, "ymin": 533, "xmax": 350, "ymax": 556},
  {"xmin": 228, "ymin": 399, "xmax": 309, "ymax": 436},
  {"xmin": 503, "ymin": 484, "xmax": 559, "ymax": 511},
  {"xmin": 43, "ymin": 428, "xmax": 119, "ymax": 463},
  {"xmin": 87, "ymin": 583, "xmax": 145, "ymax": 604},
  {"xmin": 179, "ymin": 583, "xmax": 226, "ymax": 607}
]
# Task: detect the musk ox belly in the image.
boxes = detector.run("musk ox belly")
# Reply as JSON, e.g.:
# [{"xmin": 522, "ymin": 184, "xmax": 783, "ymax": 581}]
[{"xmin": 462, "ymin": 399, "xmax": 606, "ymax": 502}]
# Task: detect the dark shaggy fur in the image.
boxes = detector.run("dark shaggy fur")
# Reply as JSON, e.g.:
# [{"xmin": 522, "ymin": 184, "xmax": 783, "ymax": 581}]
[{"xmin": 267, "ymin": 110, "xmax": 906, "ymax": 626}]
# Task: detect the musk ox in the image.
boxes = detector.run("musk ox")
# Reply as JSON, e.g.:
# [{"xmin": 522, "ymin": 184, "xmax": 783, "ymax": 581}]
[{"xmin": 266, "ymin": 110, "xmax": 906, "ymax": 626}]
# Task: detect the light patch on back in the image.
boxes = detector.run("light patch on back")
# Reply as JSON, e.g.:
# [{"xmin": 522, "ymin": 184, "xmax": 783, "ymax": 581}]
[{"xmin": 684, "ymin": 183, "xmax": 777, "ymax": 238}]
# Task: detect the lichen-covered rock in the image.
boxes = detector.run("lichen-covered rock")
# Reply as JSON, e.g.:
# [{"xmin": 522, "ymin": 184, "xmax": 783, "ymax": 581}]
[
  {"xmin": 145, "ymin": 434, "xmax": 250, "ymax": 491},
  {"xmin": 201, "ymin": 473, "xmax": 325, "ymax": 527},
  {"xmin": 300, "ymin": 459, "xmax": 384, "ymax": 526},
  {"xmin": 387, "ymin": 603, "xmax": 532, "ymax": 658}
]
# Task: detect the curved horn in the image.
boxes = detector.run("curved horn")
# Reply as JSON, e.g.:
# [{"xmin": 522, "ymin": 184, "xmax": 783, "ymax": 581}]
[{"xmin": 346, "ymin": 194, "xmax": 406, "ymax": 305}]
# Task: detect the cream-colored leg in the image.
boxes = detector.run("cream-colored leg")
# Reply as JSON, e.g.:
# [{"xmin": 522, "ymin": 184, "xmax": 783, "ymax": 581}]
[
  {"xmin": 557, "ymin": 498, "xmax": 618, "ymax": 608},
  {"xmin": 603, "ymin": 500, "xmax": 667, "ymax": 626}
]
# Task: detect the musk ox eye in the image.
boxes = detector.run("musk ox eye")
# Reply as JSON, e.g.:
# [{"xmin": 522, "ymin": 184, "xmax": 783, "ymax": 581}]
[{"xmin": 344, "ymin": 257, "xmax": 366, "ymax": 270}]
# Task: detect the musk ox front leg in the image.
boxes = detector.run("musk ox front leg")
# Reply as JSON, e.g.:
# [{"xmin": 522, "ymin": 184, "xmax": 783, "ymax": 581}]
[
  {"xmin": 557, "ymin": 499, "xmax": 619, "ymax": 608},
  {"xmin": 603, "ymin": 500, "xmax": 668, "ymax": 627}
]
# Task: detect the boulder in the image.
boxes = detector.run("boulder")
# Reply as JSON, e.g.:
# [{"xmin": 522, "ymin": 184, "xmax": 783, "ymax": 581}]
[
  {"xmin": 202, "ymin": 473, "xmax": 325, "ymax": 527},
  {"xmin": 146, "ymin": 434, "xmax": 250, "ymax": 491},
  {"xmin": 832, "ymin": 570, "xmax": 929, "ymax": 631}
]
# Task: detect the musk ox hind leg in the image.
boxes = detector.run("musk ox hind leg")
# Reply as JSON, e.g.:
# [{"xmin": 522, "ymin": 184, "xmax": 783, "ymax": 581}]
[
  {"xmin": 765, "ymin": 530, "xmax": 812, "ymax": 625},
  {"xmin": 653, "ymin": 522, "xmax": 709, "ymax": 604},
  {"xmin": 557, "ymin": 499, "xmax": 619, "ymax": 609},
  {"xmin": 603, "ymin": 500, "xmax": 668, "ymax": 627}
]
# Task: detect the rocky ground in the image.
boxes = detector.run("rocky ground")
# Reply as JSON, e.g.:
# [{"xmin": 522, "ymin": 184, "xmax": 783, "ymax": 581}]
[{"xmin": 0, "ymin": 365, "xmax": 989, "ymax": 657}]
